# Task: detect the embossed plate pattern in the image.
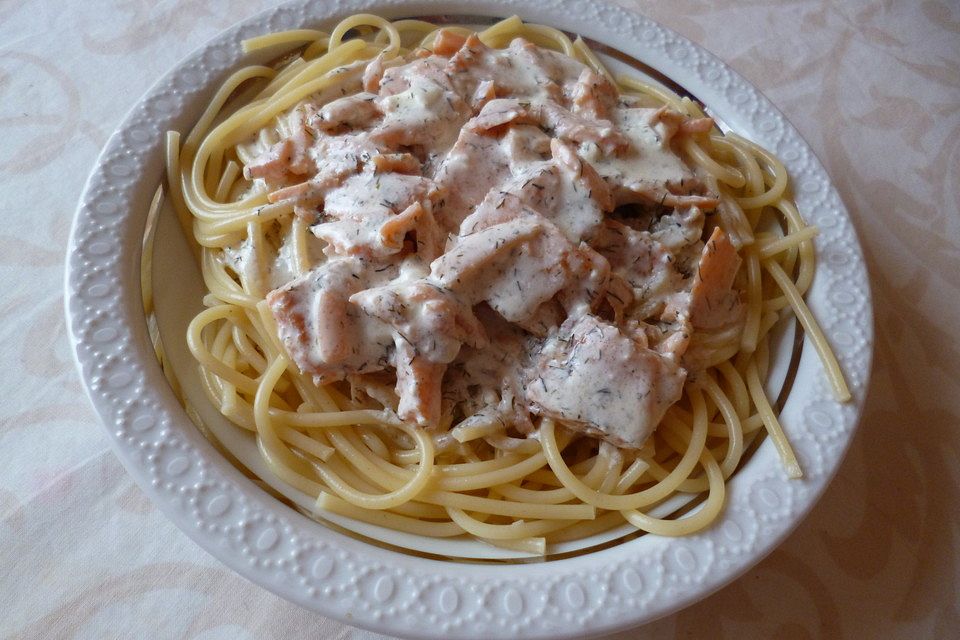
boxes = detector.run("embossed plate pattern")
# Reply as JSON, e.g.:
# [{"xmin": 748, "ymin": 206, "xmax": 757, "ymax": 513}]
[{"xmin": 65, "ymin": 1, "xmax": 873, "ymax": 637}]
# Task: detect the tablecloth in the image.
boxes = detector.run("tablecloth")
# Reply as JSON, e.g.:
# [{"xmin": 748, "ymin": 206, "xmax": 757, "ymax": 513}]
[{"xmin": 2, "ymin": 0, "xmax": 958, "ymax": 637}]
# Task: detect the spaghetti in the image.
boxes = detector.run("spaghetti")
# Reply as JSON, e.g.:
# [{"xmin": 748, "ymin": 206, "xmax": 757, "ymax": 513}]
[{"xmin": 168, "ymin": 15, "xmax": 850, "ymax": 554}]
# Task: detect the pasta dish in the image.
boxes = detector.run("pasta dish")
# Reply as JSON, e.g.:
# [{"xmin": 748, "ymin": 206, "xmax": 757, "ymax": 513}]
[{"xmin": 167, "ymin": 14, "xmax": 850, "ymax": 554}]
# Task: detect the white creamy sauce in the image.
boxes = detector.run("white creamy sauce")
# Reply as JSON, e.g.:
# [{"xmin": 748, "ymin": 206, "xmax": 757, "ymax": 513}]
[
  {"xmin": 266, "ymin": 257, "xmax": 398, "ymax": 384},
  {"xmin": 245, "ymin": 32, "xmax": 742, "ymax": 447},
  {"xmin": 526, "ymin": 314, "xmax": 686, "ymax": 448},
  {"xmin": 223, "ymin": 218, "xmax": 326, "ymax": 294},
  {"xmin": 582, "ymin": 107, "xmax": 695, "ymax": 204}
]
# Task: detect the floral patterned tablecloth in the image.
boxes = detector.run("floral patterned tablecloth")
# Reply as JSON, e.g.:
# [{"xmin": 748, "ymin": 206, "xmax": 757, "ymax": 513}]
[{"xmin": 2, "ymin": 1, "xmax": 957, "ymax": 637}]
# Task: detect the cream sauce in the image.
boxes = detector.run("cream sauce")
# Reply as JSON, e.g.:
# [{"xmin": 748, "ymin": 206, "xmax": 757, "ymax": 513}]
[
  {"xmin": 250, "ymin": 32, "xmax": 740, "ymax": 444},
  {"xmin": 266, "ymin": 257, "xmax": 397, "ymax": 385},
  {"xmin": 526, "ymin": 314, "xmax": 686, "ymax": 448},
  {"xmin": 223, "ymin": 218, "xmax": 327, "ymax": 293}
]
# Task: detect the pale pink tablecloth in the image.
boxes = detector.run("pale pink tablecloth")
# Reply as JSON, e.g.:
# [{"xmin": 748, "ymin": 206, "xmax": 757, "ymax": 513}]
[{"xmin": 2, "ymin": 1, "xmax": 958, "ymax": 637}]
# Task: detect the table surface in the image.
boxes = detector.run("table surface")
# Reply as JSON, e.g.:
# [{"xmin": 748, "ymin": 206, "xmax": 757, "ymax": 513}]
[{"xmin": 2, "ymin": 1, "xmax": 958, "ymax": 638}]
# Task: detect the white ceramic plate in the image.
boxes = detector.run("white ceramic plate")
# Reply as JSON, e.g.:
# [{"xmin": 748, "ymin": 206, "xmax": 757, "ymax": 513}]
[{"xmin": 65, "ymin": 1, "xmax": 874, "ymax": 637}]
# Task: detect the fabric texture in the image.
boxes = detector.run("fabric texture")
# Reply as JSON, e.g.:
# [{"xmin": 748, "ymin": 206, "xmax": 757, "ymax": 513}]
[{"xmin": 1, "ymin": 0, "xmax": 958, "ymax": 637}]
